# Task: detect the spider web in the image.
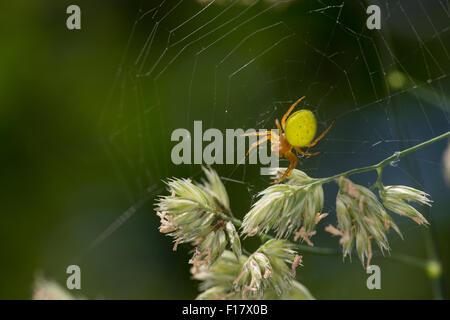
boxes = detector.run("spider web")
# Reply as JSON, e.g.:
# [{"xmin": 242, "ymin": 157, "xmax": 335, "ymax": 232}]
[{"xmin": 87, "ymin": 0, "xmax": 449, "ymax": 298}]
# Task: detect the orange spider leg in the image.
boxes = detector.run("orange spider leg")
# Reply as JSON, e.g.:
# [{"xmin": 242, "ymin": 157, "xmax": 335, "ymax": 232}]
[
  {"xmin": 281, "ymin": 96, "xmax": 306, "ymax": 130},
  {"xmin": 270, "ymin": 150, "xmax": 298, "ymax": 184},
  {"xmin": 304, "ymin": 119, "xmax": 335, "ymax": 148},
  {"xmin": 246, "ymin": 135, "xmax": 270, "ymax": 156},
  {"xmin": 242, "ymin": 131, "xmax": 272, "ymax": 156},
  {"xmin": 293, "ymin": 146, "xmax": 322, "ymax": 157},
  {"xmin": 275, "ymin": 119, "xmax": 282, "ymax": 132},
  {"xmin": 241, "ymin": 131, "xmax": 272, "ymax": 137}
]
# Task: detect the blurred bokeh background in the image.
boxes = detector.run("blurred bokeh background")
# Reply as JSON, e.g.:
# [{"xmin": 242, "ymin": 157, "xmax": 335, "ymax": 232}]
[{"xmin": 0, "ymin": 0, "xmax": 449, "ymax": 299}]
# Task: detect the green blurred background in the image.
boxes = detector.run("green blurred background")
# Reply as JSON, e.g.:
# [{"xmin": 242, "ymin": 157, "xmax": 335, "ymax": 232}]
[{"xmin": 0, "ymin": 0, "xmax": 449, "ymax": 299}]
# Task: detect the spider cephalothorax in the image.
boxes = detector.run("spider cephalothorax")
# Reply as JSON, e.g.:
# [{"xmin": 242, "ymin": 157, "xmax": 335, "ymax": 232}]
[{"xmin": 246, "ymin": 96, "xmax": 335, "ymax": 184}]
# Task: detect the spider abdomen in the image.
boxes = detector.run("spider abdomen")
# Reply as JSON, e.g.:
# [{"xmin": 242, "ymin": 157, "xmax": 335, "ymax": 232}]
[{"xmin": 284, "ymin": 109, "xmax": 317, "ymax": 147}]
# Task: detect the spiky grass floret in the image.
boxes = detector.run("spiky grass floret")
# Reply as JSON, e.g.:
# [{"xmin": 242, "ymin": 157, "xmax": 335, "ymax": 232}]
[
  {"xmin": 233, "ymin": 239, "xmax": 299, "ymax": 299},
  {"xmin": 380, "ymin": 185, "xmax": 431, "ymax": 225},
  {"xmin": 326, "ymin": 177, "xmax": 402, "ymax": 268},
  {"xmin": 194, "ymin": 242, "xmax": 308, "ymax": 300},
  {"xmin": 241, "ymin": 169, "xmax": 325, "ymax": 245},
  {"xmin": 155, "ymin": 168, "xmax": 240, "ymax": 268}
]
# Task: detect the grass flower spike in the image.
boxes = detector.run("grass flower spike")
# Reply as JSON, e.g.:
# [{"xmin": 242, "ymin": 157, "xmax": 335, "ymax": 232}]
[
  {"xmin": 155, "ymin": 168, "xmax": 238, "ymax": 267},
  {"xmin": 234, "ymin": 239, "xmax": 298, "ymax": 299},
  {"xmin": 241, "ymin": 168, "xmax": 325, "ymax": 244},
  {"xmin": 263, "ymin": 280, "xmax": 315, "ymax": 300},
  {"xmin": 193, "ymin": 248, "xmax": 311, "ymax": 300},
  {"xmin": 156, "ymin": 178, "xmax": 219, "ymax": 246},
  {"xmin": 326, "ymin": 177, "xmax": 402, "ymax": 268},
  {"xmin": 191, "ymin": 228, "xmax": 228, "ymax": 267},
  {"xmin": 193, "ymin": 250, "xmax": 246, "ymax": 300},
  {"xmin": 199, "ymin": 166, "xmax": 231, "ymax": 212},
  {"xmin": 225, "ymin": 221, "xmax": 242, "ymax": 260},
  {"xmin": 380, "ymin": 185, "xmax": 431, "ymax": 225}
]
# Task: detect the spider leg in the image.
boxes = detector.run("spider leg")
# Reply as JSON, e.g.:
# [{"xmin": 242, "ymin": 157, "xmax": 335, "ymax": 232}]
[
  {"xmin": 270, "ymin": 150, "xmax": 298, "ymax": 184},
  {"xmin": 242, "ymin": 131, "xmax": 272, "ymax": 156},
  {"xmin": 281, "ymin": 96, "xmax": 306, "ymax": 130},
  {"xmin": 293, "ymin": 146, "xmax": 322, "ymax": 157},
  {"xmin": 304, "ymin": 119, "xmax": 335, "ymax": 148},
  {"xmin": 275, "ymin": 119, "xmax": 282, "ymax": 132},
  {"xmin": 242, "ymin": 129, "xmax": 281, "ymax": 156},
  {"xmin": 241, "ymin": 131, "xmax": 272, "ymax": 137},
  {"xmin": 269, "ymin": 128, "xmax": 279, "ymax": 139},
  {"xmin": 246, "ymin": 135, "xmax": 271, "ymax": 156}
]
